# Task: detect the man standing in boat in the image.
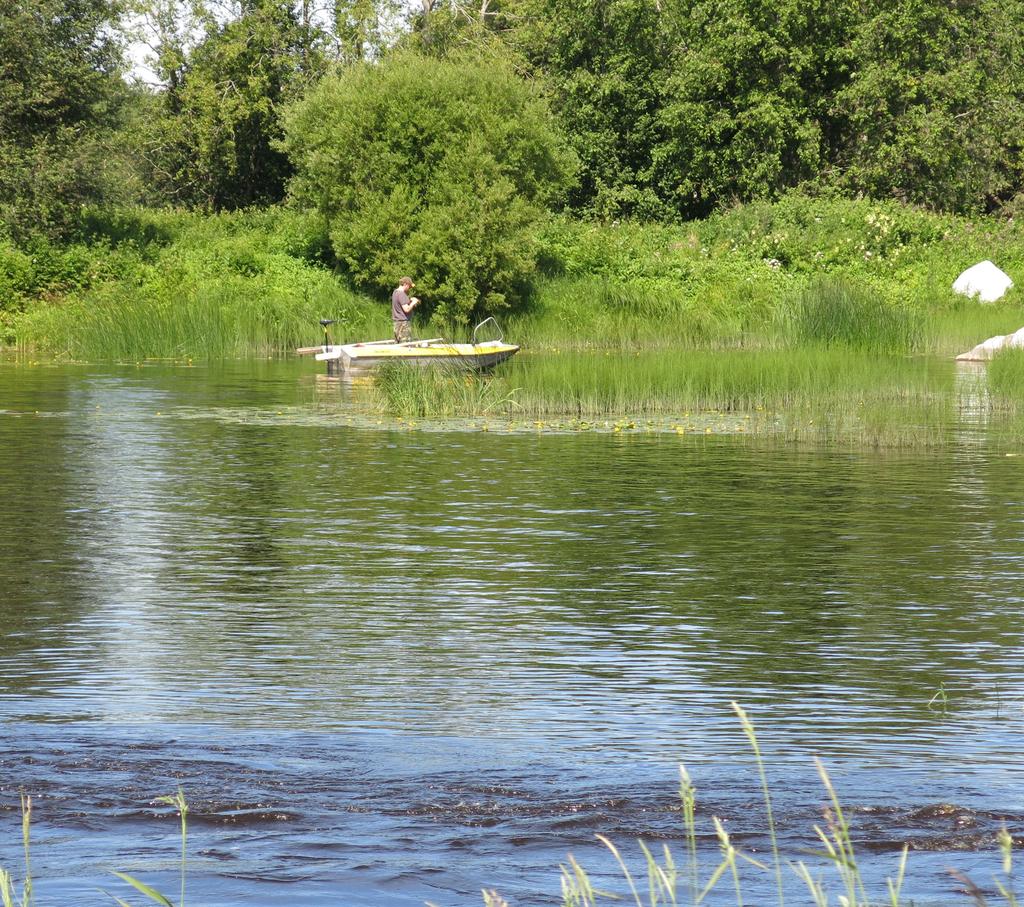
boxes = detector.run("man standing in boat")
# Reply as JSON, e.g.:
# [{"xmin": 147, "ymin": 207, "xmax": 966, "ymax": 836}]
[{"xmin": 392, "ymin": 276, "xmax": 420, "ymax": 342}]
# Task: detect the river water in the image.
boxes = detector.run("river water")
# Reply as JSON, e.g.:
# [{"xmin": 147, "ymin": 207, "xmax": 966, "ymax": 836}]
[{"xmin": 1, "ymin": 359, "xmax": 1023, "ymax": 906}]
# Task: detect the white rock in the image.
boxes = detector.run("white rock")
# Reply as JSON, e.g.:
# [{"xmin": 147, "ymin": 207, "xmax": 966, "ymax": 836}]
[
  {"xmin": 954, "ymin": 329, "xmax": 1024, "ymax": 360},
  {"xmin": 952, "ymin": 260, "xmax": 1014, "ymax": 303}
]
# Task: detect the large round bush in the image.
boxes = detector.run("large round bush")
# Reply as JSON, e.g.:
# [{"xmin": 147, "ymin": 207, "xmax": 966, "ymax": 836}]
[{"xmin": 281, "ymin": 50, "xmax": 577, "ymax": 326}]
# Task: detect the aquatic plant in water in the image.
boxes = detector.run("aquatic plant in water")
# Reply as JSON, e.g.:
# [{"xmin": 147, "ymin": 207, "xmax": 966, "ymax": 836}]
[
  {"xmin": 0, "ymin": 794, "xmax": 32, "ymax": 907},
  {"xmin": 373, "ymin": 361, "xmax": 520, "ymax": 419},
  {"xmin": 554, "ymin": 702, "xmax": 1017, "ymax": 907},
  {"xmin": 366, "ymin": 345, "xmax": 970, "ymax": 448},
  {"xmin": 108, "ymin": 789, "xmax": 188, "ymax": 907}
]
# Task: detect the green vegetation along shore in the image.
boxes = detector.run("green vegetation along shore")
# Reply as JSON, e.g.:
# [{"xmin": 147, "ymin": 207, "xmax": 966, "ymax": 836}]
[
  {"xmin": 8, "ymin": 196, "xmax": 1024, "ymax": 447},
  {"xmin": 9, "ymin": 194, "xmax": 1024, "ymax": 360}
]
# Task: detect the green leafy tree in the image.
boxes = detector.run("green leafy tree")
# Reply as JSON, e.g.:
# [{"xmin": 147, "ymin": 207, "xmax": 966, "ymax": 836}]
[
  {"xmin": 281, "ymin": 50, "xmax": 577, "ymax": 325},
  {"xmin": 496, "ymin": 0, "xmax": 1024, "ymax": 217},
  {"xmin": 655, "ymin": 0, "xmax": 851, "ymax": 218},
  {"xmin": 828, "ymin": 0, "xmax": 1024, "ymax": 212},
  {"xmin": 0, "ymin": 0, "xmax": 127, "ymax": 239},
  {"xmin": 332, "ymin": 0, "xmax": 402, "ymax": 62},
  {"xmin": 497, "ymin": 0, "xmax": 679, "ymax": 220},
  {"xmin": 138, "ymin": 0, "xmax": 325, "ymax": 209},
  {"xmin": 127, "ymin": 0, "xmax": 204, "ymax": 97}
]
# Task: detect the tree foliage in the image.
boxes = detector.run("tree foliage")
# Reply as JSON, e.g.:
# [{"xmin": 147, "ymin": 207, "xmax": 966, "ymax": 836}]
[
  {"xmin": 830, "ymin": 0, "xmax": 1024, "ymax": 212},
  {"xmin": 0, "ymin": 0, "xmax": 127, "ymax": 239},
  {"xmin": 10, "ymin": 0, "xmax": 1024, "ymax": 256},
  {"xmin": 136, "ymin": 0, "xmax": 322, "ymax": 209},
  {"xmin": 281, "ymin": 50, "xmax": 577, "ymax": 324},
  {"xmin": 485, "ymin": 0, "xmax": 1024, "ymax": 218},
  {"xmin": 656, "ymin": 0, "xmax": 849, "ymax": 217},
  {"xmin": 492, "ymin": 0, "xmax": 677, "ymax": 221}
]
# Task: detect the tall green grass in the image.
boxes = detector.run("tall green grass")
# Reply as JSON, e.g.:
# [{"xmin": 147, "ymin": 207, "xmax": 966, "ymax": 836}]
[
  {"xmin": 509, "ymin": 276, "xmax": 776, "ymax": 351},
  {"xmin": 20, "ymin": 278, "xmax": 380, "ymax": 361},
  {"xmin": 373, "ymin": 362, "xmax": 518, "ymax": 419},
  {"xmin": 503, "ymin": 347, "xmax": 948, "ymax": 417},
  {"xmin": 514, "ymin": 270, "xmax": 1024, "ymax": 363},
  {"xmin": 11, "ymin": 207, "xmax": 388, "ymax": 360},
  {"xmin": 784, "ymin": 278, "xmax": 922, "ymax": 353},
  {"xmin": 556, "ymin": 702, "xmax": 1015, "ymax": 907},
  {"xmin": 369, "ymin": 346, "xmax": 955, "ymax": 445},
  {"xmin": 922, "ymin": 300, "xmax": 1024, "ymax": 358},
  {"xmin": 988, "ymin": 348, "xmax": 1024, "ymax": 401}
]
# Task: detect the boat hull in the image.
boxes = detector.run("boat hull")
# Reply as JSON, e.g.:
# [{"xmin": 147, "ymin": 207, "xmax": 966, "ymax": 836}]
[{"xmin": 316, "ymin": 341, "xmax": 520, "ymax": 377}]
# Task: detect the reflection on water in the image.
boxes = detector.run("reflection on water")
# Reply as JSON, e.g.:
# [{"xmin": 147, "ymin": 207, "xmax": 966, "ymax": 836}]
[{"xmin": 2, "ymin": 361, "xmax": 1024, "ymax": 906}]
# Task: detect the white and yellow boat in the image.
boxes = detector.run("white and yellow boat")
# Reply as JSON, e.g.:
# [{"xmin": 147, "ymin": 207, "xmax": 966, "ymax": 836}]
[{"xmin": 298, "ymin": 318, "xmax": 520, "ymax": 378}]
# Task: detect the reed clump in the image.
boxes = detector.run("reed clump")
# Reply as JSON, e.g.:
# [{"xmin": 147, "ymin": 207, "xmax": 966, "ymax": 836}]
[
  {"xmin": 785, "ymin": 277, "xmax": 923, "ymax": 353},
  {"xmin": 555, "ymin": 702, "xmax": 1016, "ymax": 907},
  {"xmin": 369, "ymin": 346, "xmax": 959, "ymax": 446},
  {"xmin": 988, "ymin": 348, "xmax": 1024, "ymax": 403},
  {"xmin": 372, "ymin": 361, "xmax": 518, "ymax": 419},
  {"xmin": 503, "ymin": 347, "xmax": 945, "ymax": 416}
]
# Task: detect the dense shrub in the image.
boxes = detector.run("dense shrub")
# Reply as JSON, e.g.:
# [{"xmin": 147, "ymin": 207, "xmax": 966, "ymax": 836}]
[
  {"xmin": 698, "ymin": 193, "xmax": 956, "ymax": 272},
  {"xmin": 0, "ymin": 243, "xmax": 34, "ymax": 313}
]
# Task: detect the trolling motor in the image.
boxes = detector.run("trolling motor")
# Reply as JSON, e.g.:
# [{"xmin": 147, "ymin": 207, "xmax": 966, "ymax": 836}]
[{"xmin": 319, "ymin": 319, "xmax": 335, "ymax": 350}]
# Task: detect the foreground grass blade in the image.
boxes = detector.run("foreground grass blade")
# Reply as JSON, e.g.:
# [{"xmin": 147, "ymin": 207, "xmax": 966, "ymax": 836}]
[
  {"xmin": 21, "ymin": 795, "xmax": 31, "ymax": 907},
  {"xmin": 732, "ymin": 703, "xmax": 784, "ymax": 907},
  {"xmin": 995, "ymin": 825, "xmax": 1018, "ymax": 907},
  {"xmin": 0, "ymin": 794, "xmax": 33, "ymax": 907},
  {"xmin": 793, "ymin": 860, "xmax": 829, "ymax": 907},
  {"xmin": 560, "ymin": 854, "xmax": 599, "ymax": 906},
  {"xmin": 887, "ymin": 844, "xmax": 909, "ymax": 907},
  {"xmin": 1, "ymin": 869, "xmax": 15, "ymax": 907},
  {"xmin": 638, "ymin": 839, "xmax": 678, "ymax": 907},
  {"xmin": 154, "ymin": 789, "xmax": 188, "ymax": 907},
  {"xmin": 679, "ymin": 766, "xmax": 698, "ymax": 906},
  {"xmin": 815, "ymin": 757, "xmax": 868, "ymax": 906},
  {"xmin": 596, "ymin": 834, "xmax": 643, "ymax": 906},
  {"xmin": 110, "ymin": 872, "xmax": 174, "ymax": 906}
]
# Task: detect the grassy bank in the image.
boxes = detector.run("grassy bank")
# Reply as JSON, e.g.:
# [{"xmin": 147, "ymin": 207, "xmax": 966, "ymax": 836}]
[
  {"xmin": 4, "ymin": 207, "xmax": 390, "ymax": 359},
  {"xmin": 8, "ymin": 194, "xmax": 1024, "ymax": 361}
]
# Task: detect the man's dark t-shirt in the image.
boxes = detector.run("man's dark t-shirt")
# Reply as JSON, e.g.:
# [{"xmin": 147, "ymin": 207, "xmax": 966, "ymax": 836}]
[{"xmin": 392, "ymin": 288, "xmax": 411, "ymax": 321}]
